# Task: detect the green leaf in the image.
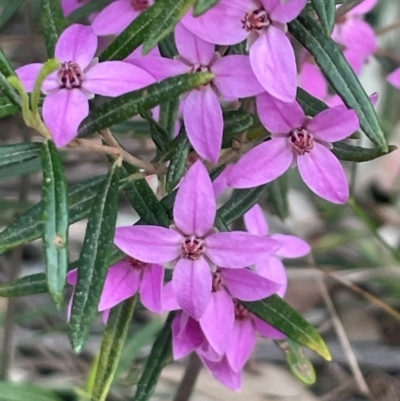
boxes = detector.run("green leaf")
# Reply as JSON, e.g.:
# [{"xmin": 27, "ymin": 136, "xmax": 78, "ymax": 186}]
[
  {"xmin": 0, "ymin": 142, "xmax": 41, "ymax": 169},
  {"xmin": 158, "ymin": 32, "xmax": 178, "ymax": 59},
  {"xmin": 289, "ymin": 15, "xmax": 388, "ymax": 151},
  {"xmin": 268, "ymin": 174, "xmax": 289, "ymax": 220},
  {"xmin": 222, "ymin": 110, "xmax": 254, "ymax": 148},
  {"xmin": 0, "ymin": 97, "xmax": 19, "ymax": 117},
  {"xmin": 100, "ymin": 2, "xmax": 165, "ymax": 61},
  {"xmin": 40, "ymin": 0, "xmax": 67, "ymax": 57},
  {"xmin": 0, "ymin": 273, "xmax": 48, "ymax": 297},
  {"xmin": 69, "ymin": 163, "xmax": 121, "ymax": 352},
  {"xmin": 141, "ymin": 110, "xmax": 170, "ymax": 153},
  {"xmin": 0, "ymin": 157, "xmax": 42, "ymax": 179},
  {"xmin": 142, "ymin": 0, "xmax": 196, "ymax": 54},
  {"xmin": 243, "ymin": 295, "xmax": 332, "ymax": 361},
  {"xmin": 41, "ymin": 140, "xmax": 69, "ymax": 306},
  {"xmin": 296, "ymin": 87, "xmax": 327, "ymax": 116},
  {"xmin": 310, "ymin": 0, "xmax": 335, "ymax": 35},
  {"xmin": 0, "ymin": 0, "xmax": 26, "ymax": 30},
  {"xmin": 194, "ymin": 0, "xmax": 221, "ymax": 16},
  {"xmin": 166, "ymin": 133, "xmax": 190, "ymax": 193},
  {"xmin": 78, "ymin": 73, "xmax": 213, "ymax": 137},
  {"xmin": 91, "ymin": 296, "xmax": 137, "ymax": 401},
  {"xmin": 276, "ymin": 339, "xmax": 316, "ymax": 385},
  {"xmin": 0, "ymin": 381, "xmax": 62, "ymax": 401},
  {"xmin": 217, "ymin": 184, "xmax": 267, "ymax": 225},
  {"xmin": 120, "ymin": 162, "xmax": 171, "ymax": 227},
  {"xmin": 0, "ymin": 49, "xmax": 21, "ymax": 107},
  {"xmin": 0, "ymin": 175, "xmax": 106, "ymax": 254},
  {"xmin": 159, "ymin": 96, "xmax": 180, "ymax": 137},
  {"xmin": 332, "ymin": 142, "xmax": 396, "ymax": 162},
  {"xmin": 68, "ymin": 0, "xmax": 113, "ymax": 21},
  {"xmin": 132, "ymin": 312, "xmax": 174, "ymax": 401}
]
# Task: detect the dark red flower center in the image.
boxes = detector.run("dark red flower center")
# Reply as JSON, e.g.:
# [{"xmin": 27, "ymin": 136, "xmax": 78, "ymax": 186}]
[
  {"xmin": 234, "ymin": 300, "xmax": 250, "ymax": 321},
  {"xmin": 127, "ymin": 257, "xmax": 150, "ymax": 270},
  {"xmin": 58, "ymin": 61, "xmax": 83, "ymax": 89},
  {"xmin": 242, "ymin": 8, "xmax": 271, "ymax": 32},
  {"xmin": 130, "ymin": 0, "xmax": 150, "ymax": 11},
  {"xmin": 290, "ymin": 128, "xmax": 314, "ymax": 155},
  {"xmin": 182, "ymin": 235, "xmax": 205, "ymax": 260}
]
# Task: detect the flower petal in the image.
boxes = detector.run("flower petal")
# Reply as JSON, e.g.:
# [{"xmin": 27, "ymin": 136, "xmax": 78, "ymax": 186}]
[
  {"xmin": 172, "ymin": 258, "xmax": 212, "ymax": 320},
  {"xmin": 15, "ymin": 63, "xmax": 44, "ymax": 92},
  {"xmin": 271, "ymin": 234, "xmax": 311, "ymax": 258},
  {"xmin": 250, "ymin": 27, "xmax": 297, "ymax": 102},
  {"xmin": 43, "ymin": 89, "xmax": 89, "ymax": 148},
  {"xmin": 183, "ymin": 86, "xmax": 223, "ymax": 163},
  {"xmin": 253, "ymin": 315, "xmax": 286, "ymax": 339},
  {"xmin": 263, "ymin": 0, "xmax": 307, "ymax": 23},
  {"xmin": 91, "ymin": 0, "xmax": 139, "ymax": 36},
  {"xmin": 350, "ymin": 0, "xmax": 378, "ymax": 15},
  {"xmin": 114, "ymin": 226, "xmax": 182, "ymax": 264},
  {"xmin": 66, "ymin": 268, "xmax": 78, "ymax": 285},
  {"xmin": 98, "ymin": 261, "xmax": 140, "ymax": 311},
  {"xmin": 226, "ymin": 319, "xmax": 256, "ymax": 372},
  {"xmin": 55, "ymin": 24, "xmax": 97, "ymax": 69},
  {"xmin": 206, "ymin": 232, "xmax": 281, "ymax": 268},
  {"xmin": 257, "ymin": 90, "xmax": 304, "ymax": 134},
  {"xmin": 306, "ymin": 106, "xmax": 360, "ymax": 142},
  {"xmin": 212, "ymin": 55, "xmax": 264, "ymax": 98},
  {"xmin": 175, "ymin": 23, "xmax": 214, "ymax": 65},
  {"xmin": 212, "ymin": 164, "xmax": 234, "ymax": 198},
  {"xmin": 340, "ymin": 19, "xmax": 377, "ymax": 56},
  {"xmin": 388, "ymin": 68, "xmax": 400, "ymax": 89},
  {"xmin": 298, "ymin": 143, "xmax": 349, "ymax": 204},
  {"xmin": 172, "ymin": 312, "xmax": 205, "ymax": 360},
  {"xmin": 62, "ymin": 0, "xmax": 89, "ymax": 16},
  {"xmin": 180, "ymin": 1, "xmax": 248, "ymax": 46},
  {"xmin": 221, "ymin": 268, "xmax": 280, "ymax": 301},
  {"xmin": 256, "ymin": 257, "xmax": 287, "ymax": 297},
  {"xmin": 140, "ymin": 263, "xmax": 164, "ymax": 313},
  {"xmin": 173, "ymin": 160, "xmax": 216, "ymax": 237},
  {"xmin": 299, "ymin": 61, "xmax": 328, "ymax": 100},
  {"xmin": 228, "ymin": 138, "xmax": 294, "ymax": 188},
  {"xmin": 83, "ymin": 61, "xmax": 155, "ymax": 96},
  {"xmin": 200, "ymin": 355, "xmax": 242, "ymax": 391},
  {"xmin": 162, "ymin": 282, "xmax": 181, "ymax": 311},
  {"xmin": 199, "ymin": 290, "xmax": 234, "ymax": 355},
  {"xmin": 243, "ymin": 204, "xmax": 269, "ymax": 236}
]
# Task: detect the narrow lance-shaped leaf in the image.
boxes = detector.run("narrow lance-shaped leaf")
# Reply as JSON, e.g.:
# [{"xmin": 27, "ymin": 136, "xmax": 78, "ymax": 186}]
[
  {"xmin": 0, "ymin": 175, "xmax": 106, "ymax": 254},
  {"xmin": 69, "ymin": 162, "xmax": 121, "ymax": 352},
  {"xmin": 268, "ymin": 174, "xmax": 289, "ymax": 220},
  {"xmin": 0, "ymin": 142, "xmax": 42, "ymax": 169},
  {"xmin": 159, "ymin": 96, "xmax": 180, "ymax": 137},
  {"xmin": 78, "ymin": 73, "xmax": 213, "ymax": 137},
  {"xmin": 40, "ymin": 0, "xmax": 67, "ymax": 57},
  {"xmin": 141, "ymin": 110, "xmax": 170, "ymax": 153},
  {"xmin": 289, "ymin": 15, "xmax": 388, "ymax": 151},
  {"xmin": 166, "ymin": 133, "xmax": 190, "ymax": 193},
  {"xmin": 0, "ymin": 97, "xmax": 19, "ymax": 118},
  {"xmin": 310, "ymin": 0, "xmax": 336, "ymax": 35},
  {"xmin": 0, "ymin": 0, "xmax": 26, "ymax": 30},
  {"xmin": 332, "ymin": 142, "xmax": 397, "ymax": 162},
  {"xmin": 222, "ymin": 110, "xmax": 254, "ymax": 148},
  {"xmin": 143, "ymin": 0, "xmax": 196, "ymax": 54},
  {"xmin": 41, "ymin": 140, "xmax": 69, "ymax": 306},
  {"xmin": 276, "ymin": 338, "xmax": 316, "ymax": 385},
  {"xmin": 194, "ymin": 0, "xmax": 221, "ymax": 16},
  {"xmin": 132, "ymin": 312, "xmax": 174, "ymax": 401},
  {"xmin": 242, "ymin": 295, "xmax": 332, "ymax": 361},
  {"xmin": 91, "ymin": 296, "xmax": 137, "ymax": 401}
]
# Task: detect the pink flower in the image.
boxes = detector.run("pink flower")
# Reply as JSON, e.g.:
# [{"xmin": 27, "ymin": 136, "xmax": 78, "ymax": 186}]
[
  {"xmin": 244, "ymin": 204, "xmax": 310, "ymax": 295},
  {"xmin": 228, "ymin": 92, "xmax": 360, "ymax": 204},
  {"xmin": 332, "ymin": 0, "xmax": 378, "ymax": 73},
  {"xmin": 128, "ymin": 24, "xmax": 263, "ymax": 162},
  {"xmin": 91, "ymin": 0, "xmax": 154, "ymax": 36},
  {"xmin": 114, "ymin": 161, "xmax": 281, "ymax": 320},
  {"xmin": 67, "ymin": 258, "xmax": 164, "ymax": 321},
  {"xmin": 15, "ymin": 24, "xmax": 155, "ymax": 147},
  {"xmin": 181, "ymin": 0, "xmax": 307, "ymax": 102},
  {"xmin": 61, "ymin": 0, "xmax": 91, "ymax": 17},
  {"xmin": 388, "ymin": 68, "xmax": 400, "ymax": 89}
]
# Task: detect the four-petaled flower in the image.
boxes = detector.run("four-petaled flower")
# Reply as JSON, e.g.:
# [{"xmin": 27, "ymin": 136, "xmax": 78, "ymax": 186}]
[
  {"xmin": 181, "ymin": 0, "xmax": 307, "ymax": 102},
  {"xmin": 16, "ymin": 24, "xmax": 155, "ymax": 147},
  {"xmin": 228, "ymin": 92, "xmax": 360, "ymax": 204},
  {"xmin": 114, "ymin": 161, "xmax": 280, "ymax": 320}
]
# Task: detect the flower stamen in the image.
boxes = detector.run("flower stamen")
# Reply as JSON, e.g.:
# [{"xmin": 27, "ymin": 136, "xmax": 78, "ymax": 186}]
[
  {"xmin": 242, "ymin": 8, "xmax": 271, "ymax": 32},
  {"xmin": 234, "ymin": 300, "xmax": 250, "ymax": 321},
  {"xmin": 58, "ymin": 61, "xmax": 83, "ymax": 89},
  {"xmin": 127, "ymin": 257, "xmax": 150, "ymax": 270},
  {"xmin": 290, "ymin": 128, "xmax": 314, "ymax": 155},
  {"xmin": 182, "ymin": 235, "xmax": 205, "ymax": 260}
]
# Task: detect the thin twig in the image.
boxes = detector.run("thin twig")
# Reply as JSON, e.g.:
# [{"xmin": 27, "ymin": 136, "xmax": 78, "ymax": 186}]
[
  {"xmin": 309, "ymin": 256, "xmax": 371, "ymax": 397},
  {"xmin": 336, "ymin": 0, "xmax": 365, "ymax": 19},
  {"xmin": 172, "ymin": 353, "xmax": 202, "ymax": 401},
  {"xmin": 376, "ymin": 20, "xmax": 400, "ymax": 36},
  {"xmin": 375, "ymin": 48, "xmax": 400, "ymax": 65}
]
